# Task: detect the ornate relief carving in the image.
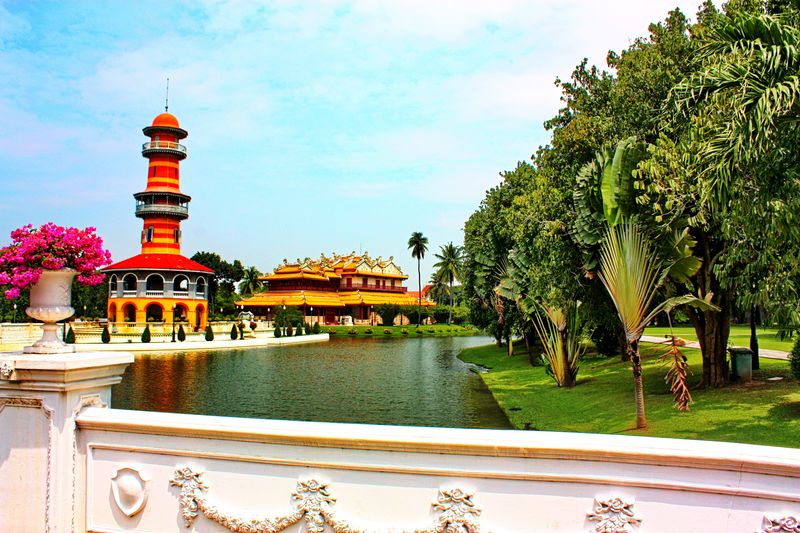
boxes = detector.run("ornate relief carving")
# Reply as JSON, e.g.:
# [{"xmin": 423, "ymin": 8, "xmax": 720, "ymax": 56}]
[
  {"xmin": 71, "ymin": 394, "xmax": 108, "ymax": 531},
  {"xmin": 0, "ymin": 397, "xmax": 54, "ymax": 532},
  {"xmin": 586, "ymin": 497, "xmax": 641, "ymax": 533},
  {"xmin": 0, "ymin": 361, "xmax": 14, "ymax": 380},
  {"xmin": 112, "ymin": 467, "xmax": 150, "ymax": 517},
  {"xmin": 170, "ymin": 466, "xmax": 485, "ymax": 533},
  {"xmin": 762, "ymin": 515, "xmax": 800, "ymax": 532}
]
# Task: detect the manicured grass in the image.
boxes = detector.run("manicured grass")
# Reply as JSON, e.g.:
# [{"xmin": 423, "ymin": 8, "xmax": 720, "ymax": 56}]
[
  {"xmin": 323, "ymin": 325, "xmax": 478, "ymax": 337},
  {"xmin": 460, "ymin": 342, "xmax": 800, "ymax": 448},
  {"xmin": 645, "ymin": 324, "xmax": 794, "ymax": 352}
]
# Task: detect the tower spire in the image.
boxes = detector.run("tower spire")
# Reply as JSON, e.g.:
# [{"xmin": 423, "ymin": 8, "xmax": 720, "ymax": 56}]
[{"xmin": 165, "ymin": 77, "xmax": 169, "ymax": 112}]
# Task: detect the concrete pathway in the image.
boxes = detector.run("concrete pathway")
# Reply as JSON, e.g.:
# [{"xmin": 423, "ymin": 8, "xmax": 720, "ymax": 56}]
[{"xmin": 640, "ymin": 335, "xmax": 789, "ymax": 361}]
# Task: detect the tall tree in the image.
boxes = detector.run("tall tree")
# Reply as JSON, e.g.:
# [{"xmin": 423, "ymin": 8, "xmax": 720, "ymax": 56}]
[
  {"xmin": 407, "ymin": 232, "xmax": 428, "ymax": 327},
  {"xmin": 238, "ymin": 266, "xmax": 263, "ymax": 296},
  {"xmin": 433, "ymin": 243, "xmax": 463, "ymax": 325}
]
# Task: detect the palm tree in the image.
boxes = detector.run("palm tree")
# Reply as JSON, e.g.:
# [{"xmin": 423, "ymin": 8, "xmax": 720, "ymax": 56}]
[
  {"xmin": 433, "ymin": 242, "xmax": 463, "ymax": 325},
  {"xmin": 427, "ymin": 273, "xmax": 449, "ymax": 305},
  {"xmin": 238, "ymin": 266, "xmax": 262, "ymax": 296},
  {"xmin": 598, "ymin": 224, "xmax": 712, "ymax": 428},
  {"xmin": 407, "ymin": 232, "xmax": 428, "ymax": 327}
]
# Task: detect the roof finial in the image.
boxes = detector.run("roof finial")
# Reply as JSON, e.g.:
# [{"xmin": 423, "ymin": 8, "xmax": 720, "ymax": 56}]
[{"xmin": 165, "ymin": 77, "xmax": 170, "ymax": 112}]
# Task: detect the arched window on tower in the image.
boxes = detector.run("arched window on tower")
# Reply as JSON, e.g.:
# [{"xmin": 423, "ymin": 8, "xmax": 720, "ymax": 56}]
[
  {"xmin": 145, "ymin": 226, "xmax": 154, "ymax": 242},
  {"xmin": 174, "ymin": 228, "xmax": 181, "ymax": 243}
]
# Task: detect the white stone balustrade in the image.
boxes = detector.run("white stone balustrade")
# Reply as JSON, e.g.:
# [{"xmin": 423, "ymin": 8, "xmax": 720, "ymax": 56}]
[{"xmin": 0, "ymin": 349, "xmax": 798, "ymax": 532}]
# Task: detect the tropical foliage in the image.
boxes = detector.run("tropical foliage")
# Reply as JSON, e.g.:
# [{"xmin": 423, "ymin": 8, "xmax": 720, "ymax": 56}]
[
  {"xmin": 407, "ymin": 232, "xmax": 429, "ymax": 326},
  {"xmin": 432, "ymin": 242, "xmax": 463, "ymax": 325}
]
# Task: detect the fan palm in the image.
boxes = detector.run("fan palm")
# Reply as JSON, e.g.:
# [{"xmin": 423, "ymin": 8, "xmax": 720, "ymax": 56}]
[
  {"xmin": 433, "ymin": 242, "xmax": 463, "ymax": 325},
  {"xmin": 407, "ymin": 232, "xmax": 429, "ymax": 327},
  {"xmin": 530, "ymin": 303, "xmax": 583, "ymax": 387},
  {"xmin": 598, "ymin": 224, "xmax": 713, "ymax": 428}
]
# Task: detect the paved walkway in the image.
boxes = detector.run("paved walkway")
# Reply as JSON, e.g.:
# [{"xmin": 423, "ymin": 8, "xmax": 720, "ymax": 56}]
[{"xmin": 640, "ymin": 335, "xmax": 789, "ymax": 361}]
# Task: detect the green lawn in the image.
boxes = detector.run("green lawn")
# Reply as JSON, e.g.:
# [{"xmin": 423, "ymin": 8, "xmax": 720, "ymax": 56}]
[
  {"xmin": 645, "ymin": 324, "xmax": 794, "ymax": 352},
  {"xmin": 322, "ymin": 324, "xmax": 478, "ymax": 337},
  {"xmin": 459, "ymin": 342, "xmax": 800, "ymax": 448}
]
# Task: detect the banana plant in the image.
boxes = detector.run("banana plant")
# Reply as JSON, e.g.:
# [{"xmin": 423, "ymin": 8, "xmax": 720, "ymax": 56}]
[{"xmin": 598, "ymin": 223, "xmax": 716, "ymax": 428}]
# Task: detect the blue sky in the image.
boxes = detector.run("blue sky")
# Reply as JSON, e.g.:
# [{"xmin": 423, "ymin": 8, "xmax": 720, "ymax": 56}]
[{"xmin": 0, "ymin": 0, "xmax": 704, "ymax": 288}]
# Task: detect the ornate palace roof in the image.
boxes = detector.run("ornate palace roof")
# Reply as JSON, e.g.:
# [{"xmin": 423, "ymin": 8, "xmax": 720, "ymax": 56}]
[{"xmin": 261, "ymin": 252, "xmax": 408, "ymax": 282}]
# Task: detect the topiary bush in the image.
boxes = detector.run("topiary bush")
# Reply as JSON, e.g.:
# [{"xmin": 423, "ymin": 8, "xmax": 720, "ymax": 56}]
[
  {"xmin": 364, "ymin": 327, "xmax": 373, "ymax": 334},
  {"xmin": 205, "ymin": 324, "xmax": 214, "ymax": 341},
  {"xmin": 274, "ymin": 325, "xmax": 282, "ymax": 338},
  {"xmin": 327, "ymin": 327, "xmax": 336, "ymax": 334},
  {"xmin": 101, "ymin": 325, "xmax": 111, "ymax": 344},
  {"xmin": 141, "ymin": 325, "xmax": 151, "ymax": 343},
  {"xmin": 401, "ymin": 328, "xmax": 408, "ymax": 335},
  {"xmin": 312, "ymin": 322, "xmax": 321, "ymax": 334},
  {"xmin": 296, "ymin": 323, "xmax": 304, "ymax": 336},
  {"xmin": 416, "ymin": 328, "xmax": 423, "ymax": 335},
  {"xmin": 791, "ymin": 337, "xmax": 800, "ymax": 380},
  {"xmin": 178, "ymin": 324, "xmax": 186, "ymax": 342},
  {"xmin": 347, "ymin": 327, "xmax": 357, "ymax": 335},
  {"xmin": 383, "ymin": 328, "xmax": 391, "ymax": 335},
  {"xmin": 287, "ymin": 324, "xmax": 294, "ymax": 336},
  {"xmin": 230, "ymin": 324, "xmax": 238, "ymax": 340},
  {"xmin": 65, "ymin": 326, "xmax": 75, "ymax": 344}
]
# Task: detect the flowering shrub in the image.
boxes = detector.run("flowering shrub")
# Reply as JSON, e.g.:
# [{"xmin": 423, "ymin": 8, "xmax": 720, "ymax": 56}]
[{"xmin": 0, "ymin": 223, "xmax": 112, "ymax": 299}]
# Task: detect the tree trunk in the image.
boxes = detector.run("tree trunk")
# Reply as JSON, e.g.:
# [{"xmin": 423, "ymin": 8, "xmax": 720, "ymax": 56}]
[
  {"xmin": 689, "ymin": 292, "xmax": 731, "ymax": 388},
  {"xmin": 629, "ymin": 339, "xmax": 647, "ymax": 429},
  {"xmin": 560, "ymin": 328, "xmax": 575, "ymax": 387},
  {"xmin": 417, "ymin": 259, "xmax": 422, "ymax": 327},
  {"xmin": 448, "ymin": 280, "xmax": 453, "ymax": 325},
  {"xmin": 749, "ymin": 306, "xmax": 760, "ymax": 370}
]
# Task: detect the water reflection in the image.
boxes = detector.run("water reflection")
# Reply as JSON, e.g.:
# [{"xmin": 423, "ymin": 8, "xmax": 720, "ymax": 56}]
[{"xmin": 112, "ymin": 336, "xmax": 510, "ymax": 429}]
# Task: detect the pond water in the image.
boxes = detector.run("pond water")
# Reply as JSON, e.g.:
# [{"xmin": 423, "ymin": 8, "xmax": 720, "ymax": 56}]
[{"xmin": 111, "ymin": 336, "xmax": 511, "ymax": 429}]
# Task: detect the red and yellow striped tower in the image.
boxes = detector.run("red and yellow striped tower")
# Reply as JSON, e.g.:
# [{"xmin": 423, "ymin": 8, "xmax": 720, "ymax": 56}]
[
  {"xmin": 104, "ymin": 111, "xmax": 214, "ymax": 332},
  {"xmin": 137, "ymin": 112, "xmax": 190, "ymax": 254}
]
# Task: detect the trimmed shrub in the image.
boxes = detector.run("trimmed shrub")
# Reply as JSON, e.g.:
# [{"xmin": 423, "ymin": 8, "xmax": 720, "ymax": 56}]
[
  {"xmin": 287, "ymin": 324, "xmax": 294, "ymax": 336},
  {"xmin": 327, "ymin": 328, "xmax": 336, "ymax": 335},
  {"xmin": 383, "ymin": 328, "xmax": 391, "ymax": 335},
  {"xmin": 296, "ymin": 323, "xmax": 304, "ymax": 336},
  {"xmin": 347, "ymin": 327, "xmax": 357, "ymax": 335},
  {"xmin": 312, "ymin": 322, "xmax": 321, "ymax": 334},
  {"xmin": 141, "ymin": 325, "xmax": 151, "ymax": 343},
  {"xmin": 364, "ymin": 328, "xmax": 373, "ymax": 334},
  {"xmin": 416, "ymin": 328, "xmax": 423, "ymax": 335},
  {"xmin": 401, "ymin": 328, "xmax": 408, "ymax": 335},
  {"xmin": 205, "ymin": 324, "xmax": 214, "ymax": 341},
  {"xmin": 230, "ymin": 324, "xmax": 238, "ymax": 340},
  {"xmin": 65, "ymin": 326, "xmax": 75, "ymax": 344},
  {"xmin": 101, "ymin": 325, "xmax": 111, "ymax": 344},
  {"xmin": 791, "ymin": 337, "xmax": 800, "ymax": 380},
  {"xmin": 428, "ymin": 328, "xmax": 435, "ymax": 333},
  {"xmin": 178, "ymin": 324, "xmax": 186, "ymax": 342},
  {"xmin": 274, "ymin": 325, "xmax": 282, "ymax": 338}
]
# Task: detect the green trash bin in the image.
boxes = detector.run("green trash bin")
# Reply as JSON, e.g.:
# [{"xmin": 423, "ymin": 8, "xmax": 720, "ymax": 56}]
[{"xmin": 729, "ymin": 347, "xmax": 753, "ymax": 382}]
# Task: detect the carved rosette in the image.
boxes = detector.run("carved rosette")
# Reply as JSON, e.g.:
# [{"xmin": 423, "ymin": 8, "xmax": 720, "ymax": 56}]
[
  {"xmin": 586, "ymin": 497, "xmax": 641, "ymax": 533},
  {"xmin": 0, "ymin": 361, "xmax": 14, "ymax": 380},
  {"xmin": 170, "ymin": 466, "xmax": 486, "ymax": 533},
  {"xmin": 762, "ymin": 515, "xmax": 800, "ymax": 532}
]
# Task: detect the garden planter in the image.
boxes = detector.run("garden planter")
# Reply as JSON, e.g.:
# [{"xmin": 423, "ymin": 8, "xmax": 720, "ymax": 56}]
[{"xmin": 24, "ymin": 269, "xmax": 76, "ymax": 354}]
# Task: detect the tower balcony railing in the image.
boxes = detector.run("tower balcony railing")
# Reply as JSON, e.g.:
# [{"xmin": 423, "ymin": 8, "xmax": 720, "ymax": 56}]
[
  {"xmin": 142, "ymin": 140, "xmax": 187, "ymax": 158},
  {"xmin": 134, "ymin": 204, "xmax": 189, "ymax": 218}
]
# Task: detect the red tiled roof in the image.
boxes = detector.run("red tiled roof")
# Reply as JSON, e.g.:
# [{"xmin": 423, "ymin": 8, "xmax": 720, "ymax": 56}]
[{"xmin": 104, "ymin": 254, "xmax": 214, "ymax": 273}]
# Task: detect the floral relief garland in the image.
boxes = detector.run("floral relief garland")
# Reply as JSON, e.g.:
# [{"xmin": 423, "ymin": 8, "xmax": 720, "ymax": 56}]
[
  {"xmin": 170, "ymin": 466, "xmax": 485, "ymax": 533},
  {"xmin": 762, "ymin": 515, "xmax": 800, "ymax": 532},
  {"xmin": 586, "ymin": 497, "xmax": 642, "ymax": 533}
]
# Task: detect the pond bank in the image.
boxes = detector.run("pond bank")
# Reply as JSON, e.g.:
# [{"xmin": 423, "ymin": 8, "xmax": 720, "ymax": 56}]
[{"xmin": 458, "ymin": 342, "xmax": 800, "ymax": 447}]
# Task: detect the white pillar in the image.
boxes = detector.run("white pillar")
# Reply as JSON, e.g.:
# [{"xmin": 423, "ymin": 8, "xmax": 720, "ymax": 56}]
[{"xmin": 0, "ymin": 351, "xmax": 133, "ymax": 533}]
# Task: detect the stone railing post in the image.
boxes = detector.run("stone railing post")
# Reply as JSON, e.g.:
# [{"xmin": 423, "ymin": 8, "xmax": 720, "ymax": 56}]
[{"xmin": 0, "ymin": 351, "xmax": 133, "ymax": 533}]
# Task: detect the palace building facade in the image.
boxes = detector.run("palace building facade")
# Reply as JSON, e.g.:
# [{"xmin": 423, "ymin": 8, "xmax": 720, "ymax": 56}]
[
  {"xmin": 236, "ymin": 253, "xmax": 433, "ymax": 325},
  {"xmin": 104, "ymin": 111, "xmax": 214, "ymax": 329}
]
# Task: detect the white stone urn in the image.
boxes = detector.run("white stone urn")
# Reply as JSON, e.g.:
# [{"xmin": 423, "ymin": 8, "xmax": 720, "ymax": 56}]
[{"xmin": 24, "ymin": 269, "xmax": 76, "ymax": 354}]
